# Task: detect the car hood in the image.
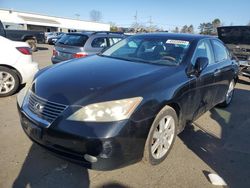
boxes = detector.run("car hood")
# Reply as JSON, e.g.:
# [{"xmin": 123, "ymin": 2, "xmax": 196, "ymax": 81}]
[{"xmin": 32, "ymin": 55, "xmax": 170, "ymax": 105}]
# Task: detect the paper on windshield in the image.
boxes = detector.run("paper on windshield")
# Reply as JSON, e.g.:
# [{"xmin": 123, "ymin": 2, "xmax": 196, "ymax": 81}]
[{"xmin": 166, "ymin": 39, "xmax": 190, "ymax": 46}]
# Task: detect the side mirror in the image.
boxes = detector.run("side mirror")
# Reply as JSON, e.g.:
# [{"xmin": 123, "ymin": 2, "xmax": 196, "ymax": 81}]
[
  {"xmin": 187, "ymin": 57, "xmax": 208, "ymax": 77},
  {"xmin": 194, "ymin": 57, "xmax": 209, "ymax": 74}
]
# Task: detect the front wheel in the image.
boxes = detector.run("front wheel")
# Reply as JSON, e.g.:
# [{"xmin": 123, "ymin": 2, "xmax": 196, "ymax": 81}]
[
  {"xmin": 143, "ymin": 105, "xmax": 178, "ymax": 165},
  {"xmin": 218, "ymin": 79, "xmax": 235, "ymax": 107},
  {"xmin": 0, "ymin": 66, "xmax": 20, "ymax": 97}
]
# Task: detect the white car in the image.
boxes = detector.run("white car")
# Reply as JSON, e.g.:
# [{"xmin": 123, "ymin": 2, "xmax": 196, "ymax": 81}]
[{"xmin": 0, "ymin": 36, "xmax": 39, "ymax": 97}]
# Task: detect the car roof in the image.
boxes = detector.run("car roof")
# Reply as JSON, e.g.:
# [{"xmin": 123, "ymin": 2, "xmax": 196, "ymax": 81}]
[
  {"xmin": 133, "ymin": 32, "xmax": 214, "ymax": 42},
  {"xmin": 65, "ymin": 31, "xmax": 124, "ymax": 37}
]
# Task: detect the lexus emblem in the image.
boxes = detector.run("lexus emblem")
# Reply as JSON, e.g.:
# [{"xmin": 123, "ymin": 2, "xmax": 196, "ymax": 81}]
[{"xmin": 34, "ymin": 102, "xmax": 44, "ymax": 113}]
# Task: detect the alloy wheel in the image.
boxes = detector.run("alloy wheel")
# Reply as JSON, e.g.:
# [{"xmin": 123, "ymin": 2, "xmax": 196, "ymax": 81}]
[
  {"xmin": 0, "ymin": 71, "xmax": 15, "ymax": 94},
  {"xmin": 151, "ymin": 115, "xmax": 175, "ymax": 159},
  {"xmin": 226, "ymin": 80, "xmax": 235, "ymax": 104}
]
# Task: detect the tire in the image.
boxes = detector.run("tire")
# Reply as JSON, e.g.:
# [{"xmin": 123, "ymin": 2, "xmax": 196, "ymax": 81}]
[
  {"xmin": 143, "ymin": 105, "xmax": 178, "ymax": 165},
  {"xmin": 218, "ymin": 79, "xmax": 235, "ymax": 107},
  {"xmin": 26, "ymin": 39, "xmax": 37, "ymax": 52},
  {"xmin": 0, "ymin": 66, "xmax": 20, "ymax": 97}
]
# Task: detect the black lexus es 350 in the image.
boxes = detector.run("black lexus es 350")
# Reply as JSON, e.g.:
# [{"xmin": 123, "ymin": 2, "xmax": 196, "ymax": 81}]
[{"xmin": 17, "ymin": 33, "xmax": 239, "ymax": 170}]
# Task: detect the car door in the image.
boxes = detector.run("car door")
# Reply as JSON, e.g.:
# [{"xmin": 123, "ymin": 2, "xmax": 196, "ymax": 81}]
[
  {"xmin": 108, "ymin": 37, "xmax": 123, "ymax": 47},
  {"xmin": 210, "ymin": 39, "xmax": 235, "ymax": 104},
  {"xmin": 188, "ymin": 39, "xmax": 217, "ymax": 120},
  {"xmin": 87, "ymin": 36, "xmax": 108, "ymax": 55}
]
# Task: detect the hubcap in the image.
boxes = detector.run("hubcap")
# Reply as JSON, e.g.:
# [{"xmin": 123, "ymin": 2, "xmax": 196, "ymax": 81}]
[
  {"xmin": 151, "ymin": 115, "xmax": 175, "ymax": 159},
  {"xmin": 0, "ymin": 71, "xmax": 15, "ymax": 94},
  {"xmin": 226, "ymin": 80, "xmax": 235, "ymax": 104}
]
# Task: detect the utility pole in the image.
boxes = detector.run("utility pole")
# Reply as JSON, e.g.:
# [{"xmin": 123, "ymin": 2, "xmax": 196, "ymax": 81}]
[
  {"xmin": 148, "ymin": 16, "xmax": 153, "ymax": 32},
  {"xmin": 134, "ymin": 11, "xmax": 138, "ymax": 33}
]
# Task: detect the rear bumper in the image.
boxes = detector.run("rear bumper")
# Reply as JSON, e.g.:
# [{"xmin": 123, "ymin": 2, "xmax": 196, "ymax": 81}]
[
  {"xmin": 17, "ymin": 103, "xmax": 153, "ymax": 170},
  {"xmin": 51, "ymin": 57, "xmax": 63, "ymax": 64},
  {"xmin": 15, "ymin": 62, "xmax": 39, "ymax": 84}
]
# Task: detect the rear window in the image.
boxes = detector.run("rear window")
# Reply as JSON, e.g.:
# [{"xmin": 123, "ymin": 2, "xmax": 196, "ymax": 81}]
[{"xmin": 56, "ymin": 34, "xmax": 88, "ymax": 47}]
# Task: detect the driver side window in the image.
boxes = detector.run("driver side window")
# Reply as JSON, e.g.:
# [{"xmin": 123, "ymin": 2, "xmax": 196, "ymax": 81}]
[{"xmin": 192, "ymin": 40, "xmax": 214, "ymax": 65}]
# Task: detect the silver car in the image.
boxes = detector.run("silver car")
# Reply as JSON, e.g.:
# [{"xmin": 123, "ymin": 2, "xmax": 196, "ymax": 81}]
[{"xmin": 51, "ymin": 31, "xmax": 125, "ymax": 64}]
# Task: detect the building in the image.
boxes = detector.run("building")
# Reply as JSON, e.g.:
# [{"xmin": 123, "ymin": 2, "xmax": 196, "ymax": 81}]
[{"xmin": 0, "ymin": 9, "xmax": 110, "ymax": 32}]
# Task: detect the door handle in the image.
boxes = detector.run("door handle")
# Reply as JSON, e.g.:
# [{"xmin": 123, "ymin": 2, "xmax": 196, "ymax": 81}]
[{"xmin": 214, "ymin": 69, "xmax": 221, "ymax": 76}]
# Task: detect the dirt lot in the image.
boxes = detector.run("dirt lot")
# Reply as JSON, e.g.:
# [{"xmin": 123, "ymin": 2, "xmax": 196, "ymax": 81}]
[{"xmin": 0, "ymin": 44, "xmax": 250, "ymax": 188}]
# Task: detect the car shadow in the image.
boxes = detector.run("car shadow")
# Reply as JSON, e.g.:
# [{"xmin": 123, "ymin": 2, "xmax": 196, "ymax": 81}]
[
  {"xmin": 237, "ymin": 77, "xmax": 250, "ymax": 85},
  {"xmin": 179, "ymin": 87, "xmax": 250, "ymax": 187},
  {"xmin": 13, "ymin": 144, "xmax": 90, "ymax": 188},
  {"xmin": 36, "ymin": 47, "xmax": 49, "ymax": 51}
]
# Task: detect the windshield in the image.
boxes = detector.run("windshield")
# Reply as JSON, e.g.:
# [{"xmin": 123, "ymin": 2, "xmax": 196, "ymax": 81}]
[
  {"xmin": 57, "ymin": 34, "xmax": 88, "ymax": 47},
  {"xmin": 218, "ymin": 26, "xmax": 250, "ymax": 45},
  {"xmin": 101, "ymin": 36, "xmax": 191, "ymax": 65}
]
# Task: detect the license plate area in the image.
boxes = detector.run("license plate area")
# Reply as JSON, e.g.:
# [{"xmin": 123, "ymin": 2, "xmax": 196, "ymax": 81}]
[
  {"xmin": 59, "ymin": 51, "xmax": 71, "ymax": 59},
  {"xmin": 22, "ymin": 117, "xmax": 42, "ymax": 140}
]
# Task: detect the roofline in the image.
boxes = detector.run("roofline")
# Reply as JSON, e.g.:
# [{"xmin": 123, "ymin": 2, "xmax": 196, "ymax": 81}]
[
  {"xmin": 0, "ymin": 8, "xmax": 110, "ymax": 25},
  {"xmin": 133, "ymin": 32, "xmax": 213, "ymax": 39},
  {"xmin": 218, "ymin": 25, "xmax": 250, "ymax": 28}
]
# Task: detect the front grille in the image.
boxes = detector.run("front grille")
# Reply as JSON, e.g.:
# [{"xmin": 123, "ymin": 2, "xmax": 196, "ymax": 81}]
[{"xmin": 28, "ymin": 91, "xmax": 68, "ymax": 123}]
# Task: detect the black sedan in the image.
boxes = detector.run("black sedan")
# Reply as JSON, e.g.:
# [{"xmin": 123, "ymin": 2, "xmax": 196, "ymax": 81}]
[{"xmin": 17, "ymin": 33, "xmax": 238, "ymax": 170}]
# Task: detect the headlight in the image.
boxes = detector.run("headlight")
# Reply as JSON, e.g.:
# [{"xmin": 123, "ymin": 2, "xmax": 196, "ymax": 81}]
[
  {"xmin": 17, "ymin": 78, "xmax": 33, "ymax": 107},
  {"xmin": 67, "ymin": 97, "xmax": 143, "ymax": 122}
]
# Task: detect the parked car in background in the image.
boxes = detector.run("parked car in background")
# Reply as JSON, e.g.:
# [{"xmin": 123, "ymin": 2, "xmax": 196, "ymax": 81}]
[
  {"xmin": 48, "ymin": 33, "xmax": 65, "ymax": 45},
  {"xmin": 218, "ymin": 26, "xmax": 250, "ymax": 78},
  {"xmin": 51, "ymin": 31, "xmax": 125, "ymax": 64},
  {"xmin": 0, "ymin": 20, "xmax": 45, "ymax": 52},
  {"xmin": 18, "ymin": 33, "xmax": 238, "ymax": 170},
  {"xmin": 45, "ymin": 32, "xmax": 64, "ymax": 43},
  {"xmin": 0, "ymin": 36, "xmax": 39, "ymax": 97}
]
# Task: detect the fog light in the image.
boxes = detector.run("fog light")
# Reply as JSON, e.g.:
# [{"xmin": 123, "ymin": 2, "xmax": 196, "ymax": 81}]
[{"xmin": 84, "ymin": 154, "xmax": 98, "ymax": 163}]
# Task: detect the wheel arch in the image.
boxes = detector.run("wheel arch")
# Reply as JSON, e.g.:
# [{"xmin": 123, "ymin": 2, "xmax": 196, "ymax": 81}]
[
  {"xmin": 160, "ymin": 101, "xmax": 185, "ymax": 133},
  {"xmin": 0, "ymin": 64, "xmax": 22, "ymax": 83},
  {"xmin": 22, "ymin": 35, "xmax": 37, "ymax": 42}
]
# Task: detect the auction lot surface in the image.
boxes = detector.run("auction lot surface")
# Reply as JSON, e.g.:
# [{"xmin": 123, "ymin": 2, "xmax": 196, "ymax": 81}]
[{"xmin": 1, "ymin": 44, "xmax": 250, "ymax": 188}]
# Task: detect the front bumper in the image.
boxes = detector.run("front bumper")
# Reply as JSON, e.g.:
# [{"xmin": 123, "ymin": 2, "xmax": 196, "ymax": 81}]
[{"xmin": 17, "ymin": 103, "xmax": 153, "ymax": 170}]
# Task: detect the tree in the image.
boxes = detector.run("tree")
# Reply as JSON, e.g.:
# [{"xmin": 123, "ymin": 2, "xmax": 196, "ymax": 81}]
[
  {"xmin": 212, "ymin": 18, "xmax": 221, "ymax": 34},
  {"xmin": 199, "ymin": 22, "xmax": 213, "ymax": 35},
  {"xmin": 199, "ymin": 23, "xmax": 206, "ymax": 34},
  {"xmin": 204, "ymin": 22, "xmax": 213, "ymax": 35},
  {"xmin": 172, "ymin": 27, "xmax": 179, "ymax": 33},
  {"xmin": 187, "ymin": 25, "xmax": 194, "ymax": 34},
  {"xmin": 146, "ymin": 24, "xmax": 159, "ymax": 32},
  {"xmin": 131, "ymin": 22, "xmax": 147, "ymax": 33},
  {"xmin": 109, "ymin": 22, "xmax": 118, "ymax": 32},
  {"xmin": 90, "ymin": 10, "xmax": 102, "ymax": 22},
  {"xmin": 181, "ymin": 25, "xmax": 188, "ymax": 33}
]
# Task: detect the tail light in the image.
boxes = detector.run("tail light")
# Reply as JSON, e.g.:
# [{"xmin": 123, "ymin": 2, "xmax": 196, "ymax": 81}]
[
  {"xmin": 16, "ymin": 47, "xmax": 32, "ymax": 55},
  {"xmin": 53, "ymin": 48, "xmax": 58, "ymax": 56},
  {"xmin": 73, "ymin": 52, "xmax": 88, "ymax": 58}
]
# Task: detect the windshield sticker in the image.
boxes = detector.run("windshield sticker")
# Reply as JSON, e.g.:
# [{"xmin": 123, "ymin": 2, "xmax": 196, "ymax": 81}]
[{"xmin": 166, "ymin": 40, "xmax": 190, "ymax": 46}]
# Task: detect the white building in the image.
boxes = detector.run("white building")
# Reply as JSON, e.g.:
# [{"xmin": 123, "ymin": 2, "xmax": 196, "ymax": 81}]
[{"xmin": 0, "ymin": 9, "xmax": 110, "ymax": 32}]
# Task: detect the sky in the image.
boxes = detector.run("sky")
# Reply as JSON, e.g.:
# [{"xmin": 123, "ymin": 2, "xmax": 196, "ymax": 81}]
[{"xmin": 1, "ymin": 0, "xmax": 250, "ymax": 32}]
